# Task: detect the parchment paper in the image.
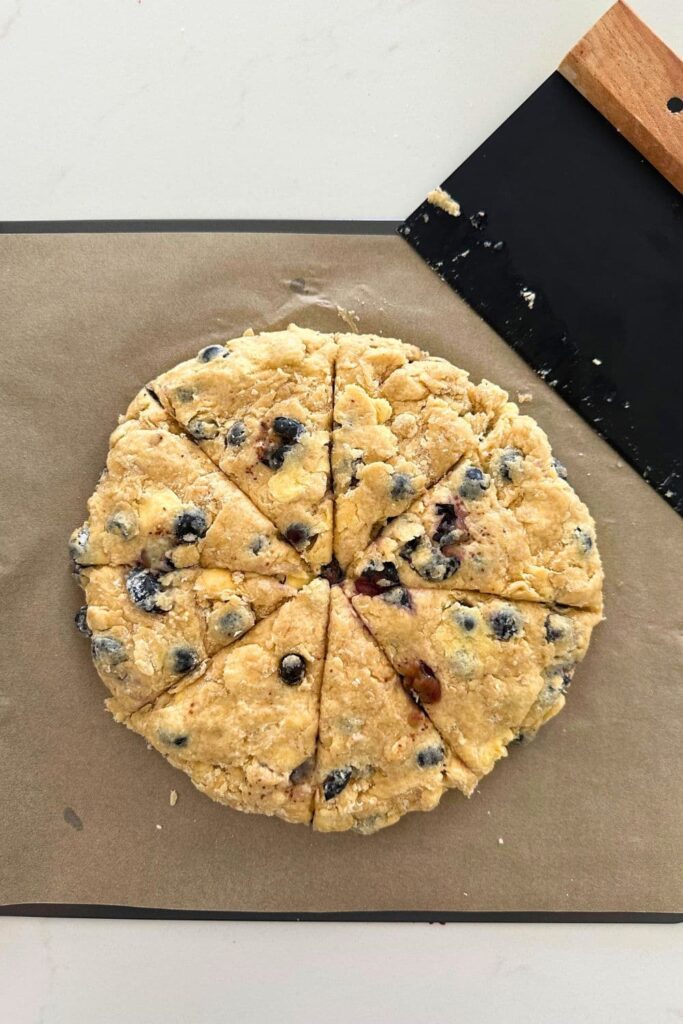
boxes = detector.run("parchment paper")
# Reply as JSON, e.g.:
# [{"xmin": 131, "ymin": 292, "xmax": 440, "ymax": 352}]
[{"xmin": 0, "ymin": 231, "xmax": 681, "ymax": 914}]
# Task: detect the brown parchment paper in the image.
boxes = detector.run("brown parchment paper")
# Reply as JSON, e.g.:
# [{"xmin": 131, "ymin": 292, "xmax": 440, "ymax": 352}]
[{"xmin": 1, "ymin": 231, "xmax": 681, "ymax": 915}]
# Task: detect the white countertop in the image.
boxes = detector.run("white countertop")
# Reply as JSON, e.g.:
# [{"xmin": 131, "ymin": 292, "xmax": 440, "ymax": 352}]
[{"xmin": 1, "ymin": 1, "xmax": 681, "ymax": 1020}]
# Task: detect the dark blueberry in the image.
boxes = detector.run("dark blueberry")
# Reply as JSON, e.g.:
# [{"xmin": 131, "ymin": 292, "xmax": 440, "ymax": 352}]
[
  {"xmin": 469, "ymin": 210, "xmax": 487, "ymax": 229},
  {"xmin": 323, "ymin": 767, "xmax": 353, "ymax": 801},
  {"xmin": 496, "ymin": 447, "xmax": 525, "ymax": 484},
  {"xmin": 552, "ymin": 456, "xmax": 568, "ymax": 480},
  {"xmin": 354, "ymin": 561, "xmax": 400, "ymax": 597},
  {"xmin": 126, "ymin": 568, "xmax": 167, "ymax": 614},
  {"xmin": 227, "ymin": 420, "xmax": 247, "ymax": 447},
  {"xmin": 458, "ymin": 466, "xmax": 491, "ymax": 500},
  {"xmin": 159, "ymin": 730, "xmax": 189, "ymax": 748},
  {"xmin": 289, "ymin": 757, "xmax": 315, "ymax": 786},
  {"xmin": 106, "ymin": 511, "xmax": 138, "ymax": 540},
  {"xmin": 348, "ymin": 456, "xmax": 364, "ymax": 490},
  {"xmin": 169, "ymin": 646, "xmax": 200, "ymax": 675},
  {"xmin": 272, "ymin": 416, "xmax": 304, "ymax": 442},
  {"xmin": 187, "ymin": 415, "xmax": 219, "ymax": 441},
  {"xmin": 74, "ymin": 606, "xmax": 91, "ymax": 637},
  {"xmin": 544, "ymin": 613, "xmax": 571, "ymax": 644},
  {"xmin": 91, "ymin": 635, "xmax": 127, "ymax": 667},
  {"xmin": 260, "ymin": 443, "xmax": 294, "ymax": 470},
  {"xmin": 321, "ymin": 557, "xmax": 344, "ymax": 585},
  {"xmin": 574, "ymin": 526, "xmax": 594, "ymax": 553},
  {"xmin": 279, "ymin": 653, "xmax": 307, "ymax": 685},
  {"xmin": 284, "ymin": 522, "xmax": 314, "ymax": 551},
  {"xmin": 216, "ymin": 609, "xmax": 250, "ymax": 639},
  {"xmin": 390, "ymin": 473, "xmax": 414, "ymax": 501},
  {"xmin": 416, "ymin": 745, "xmax": 445, "ymax": 768},
  {"xmin": 489, "ymin": 606, "xmax": 522, "ymax": 641},
  {"xmin": 402, "ymin": 662, "xmax": 441, "ymax": 704},
  {"xmin": 381, "ymin": 586, "xmax": 412, "ymax": 609},
  {"xmin": 68, "ymin": 525, "xmax": 90, "ymax": 562},
  {"xmin": 173, "ymin": 508, "xmax": 208, "ymax": 543},
  {"xmin": 250, "ymin": 534, "xmax": 267, "ymax": 555},
  {"xmin": 197, "ymin": 344, "xmax": 229, "ymax": 362},
  {"xmin": 174, "ymin": 386, "xmax": 195, "ymax": 403},
  {"xmin": 453, "ymin": 606, "xmax": 477, "ymax": 632}
]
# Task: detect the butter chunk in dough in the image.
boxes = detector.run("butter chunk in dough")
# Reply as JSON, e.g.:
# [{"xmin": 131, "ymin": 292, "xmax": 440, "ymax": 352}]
[
  {"xmin": 69, "ymin": 420, "xmax": 309, "ymax": 578},
  {"xmin": 332, "ymin": 333, "xmax": 507, "ymax": 568},
  {"xmin": 351, "ymin": 587, "xmax": 600, "ymax": 778},
  {"xmin": 313, "ymin": 589, "xmax": 476, "ymax": 835},
  {"xmin": 80, "ymin": 566, "xmax": 301, "ymax": 712},
  {"xmin": 111, "ymin": 579, "xmax": 330, "ymax": 824},
  {"xmin": 351, "ymin": 407, "xmax": 603, "ymax": 611},
  {"xmin": 150, "ymin": 326, "xmax": 336, "ymax": 573}
]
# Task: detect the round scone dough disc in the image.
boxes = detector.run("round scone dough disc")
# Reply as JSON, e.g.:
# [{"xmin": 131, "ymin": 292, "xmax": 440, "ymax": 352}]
[
  {"xmin": 110, "ymin": 579, "xmax": 330, "ymax": 825},
  {"xmin": 351, "ymin": 406, "xmax": 603, "ymax": 610},
  {"xmin": 78, "ymin": 565, "xmax": 304, "ymax": 713},
  {"xmin": 351, "ymin": 586, "xmax": 601, "ymax": 778},
  {"xmin": 313, "ymin": 588, "xmax": 476, "ymax": 835},
  {"xmin": 149, "ymin": 326, "xmax": 336, "ymax": 574},
  {"xmin": 332, "ymin": 333, "xmax": 508, "ymax": 569}
]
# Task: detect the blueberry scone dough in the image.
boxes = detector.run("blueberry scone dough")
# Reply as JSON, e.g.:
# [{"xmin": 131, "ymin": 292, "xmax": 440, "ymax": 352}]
[
  {"xmin": 351, "ymin": 587, "xmax": 600, "ymax": 779},
  {"xmin": 313, "ymin": 589, "xmax": 476, "ymax": 834},
  {"xmin": 69, "ymin": 404, "xmax": 309, "ymax": 578},
  {"xmin": 76, "ymin": 565, "xmax": 303, "ymax": 712},
  {"xmin": 110, "ymin": 579, "xmax": 330, "ymax": 824},
  {"xmin": 351, "ymin": 406, "xmax": 603, "ymax": 611},
  {"xmin": 149, "ymin": 326, "xmax": 336, "ymax": 573},
  {"xmin": 332, "ymin": 333, "xmax": 507, "ymax": 569}
]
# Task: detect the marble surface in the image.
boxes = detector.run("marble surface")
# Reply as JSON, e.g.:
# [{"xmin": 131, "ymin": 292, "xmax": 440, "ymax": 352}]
[{"xmin": 1, "ymin": 0, "xmax": 682, "ymax": 1020}]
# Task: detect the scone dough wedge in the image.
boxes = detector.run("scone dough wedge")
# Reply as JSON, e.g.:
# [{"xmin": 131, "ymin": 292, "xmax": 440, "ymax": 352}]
[
  {"xmin": 351, "ymin": 406, "xmax": 603, "ymax": 611},
  {"xmin": 332, "ymin": 333, "xmax": 507, "ymax": 568},
  {"xmin": 149, "ymin": 326, "xmax": 336, "ymax": 573},
  {"xmin": 313, "ymin": 589, "xmax": 476, "ymax": 835},
  {"xmin": 110, "ymin": 579, "xmax": 330, "ymax": 824},
  {"xmin": 78, "ymin": 566, "xmax": 303, "ymax": 712},
  {"xmin": 351, "ymin": 587, "xmax": 600, "ymax": 778},
  {"xmin": 68, "ymin": 401, "xmax": 309, "ymax": 579}
]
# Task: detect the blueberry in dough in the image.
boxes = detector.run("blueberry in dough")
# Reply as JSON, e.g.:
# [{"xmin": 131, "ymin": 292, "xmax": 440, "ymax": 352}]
[
  {"xmin": 390, "ymin": 473, "xmax": 414, "ymax": 500},
  {"xmin": 272, "ymin": 416, "xmax": 304, "ymax": 442},
  {"xmin": 106, "ymin": 510, "xmax": 138, "ymax": 540},
  {"xmin": 68, "ymin": 525, "xmax": 90, "ymax": 562},
  {"xmin": 381, "ymin": 586, "xmax": 412, "ymax": 609},
  {"xmin": 173, "ymin": 508, "xmax": 208, "ymax": 543},
  {"xmin": 544, "ymin": 613, "xmax": 571, "ymax": 644},
  {"xmin": 323, "ymin": 767, "xmax": 353, "ymax": 801},
  {"xmin": 416, "ymin": 746, "xmax": 445, "ymax": 768},
  {"xmin": 187, "ymin": 415, "xmax": 220, "ymax": 441},
  {"xmin": 168, "ymin": 646, "xmax": 200, "ymax": 676},
  {"xmin": 279, "ymin": 653, "xmax": 307, "ymax": 685},
  {"xmin": 289, "ymin": 757, "xmax": 315, "ymax": 785},
  {"xmin": 574, "ymin": 526, "xmax": 594, "ymax": 553},
  {"xmin": 74, "ymin": 606, "xmax": 91, "ymax": 637},
  {"xmin": 458, "ymin": 466, "xmax": 491, "ymax": 500},
  {"xmin": 159, "ymin": 730, "xmax": 189, "ymax": 748},
  {"xmin": 552, "ymin": 456, "xmax": 568, "ymax": 480},
  {"xmin": 197, "ymin": 344, "xmax": 229, "ymax": 362},
  {"xmin": 226, "ymin": 420, "xmax": 247, "ymax": 447},
  {"xmin": 284, "ymin": 522, "xmax": 314, "ymax": 551},
  {"xmin": 495, "ymin": 447, "xmax": 525, "ymax": 483},
  {"xmin": 126, "ymin": 568, "xmax": 167, "ymax": 613},
  {"xmin": 249, "ymin": 534, "xmax": 267, "ymax": 555},
  {"xmin": 354, "ymin": 560, "xmax": 401, "ymax": 596},
  {"xmin": 91, "ymin": 634, "xmax": 127, "ymax": 667},
  {"xmin": 453, "ymin": 606, "xmax": 477, "ymax": 632},
  {"xmin": 260, "ymin": 443, "xmax": 294, "ymax": 470},
  {"xmin": 215, "ymin": 609, "xmax": 250, "ymax": 639},
  {"xmin": 489, "ymin": 606, "xmax": 522, "ymax": 641}
]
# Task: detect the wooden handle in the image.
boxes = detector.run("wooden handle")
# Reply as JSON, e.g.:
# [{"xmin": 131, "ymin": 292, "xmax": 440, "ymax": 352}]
[{"xmin": 559, "ymin": 1, "xmax": 683, "ymax": 192}]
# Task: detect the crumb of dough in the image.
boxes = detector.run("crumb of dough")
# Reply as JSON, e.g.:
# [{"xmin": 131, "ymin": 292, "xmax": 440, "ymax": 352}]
[
  {"xmin": 170, "ymin": 790, "xmax": 178, "ymax": 806},
  {"xmin": 498, "ymin": 837, "xmax": 504, "ymax": 845},
  {"xmin": 426, "ymin": 187, "xmax": 461, "ymax": 217},
  {"xmin": 517, "ymin": 392, "xmax": 533, "ymax": 404},
  {"xmin": 592, "ymin": 357, "xmax": 602, "ymax": 366},
  {"xmin": 336, "ymin": 306, "xmax": 360, "ymax": 332},
  {"xmin": 520, "ymin": 287, "xmax": 536, "ymax": 309}
]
